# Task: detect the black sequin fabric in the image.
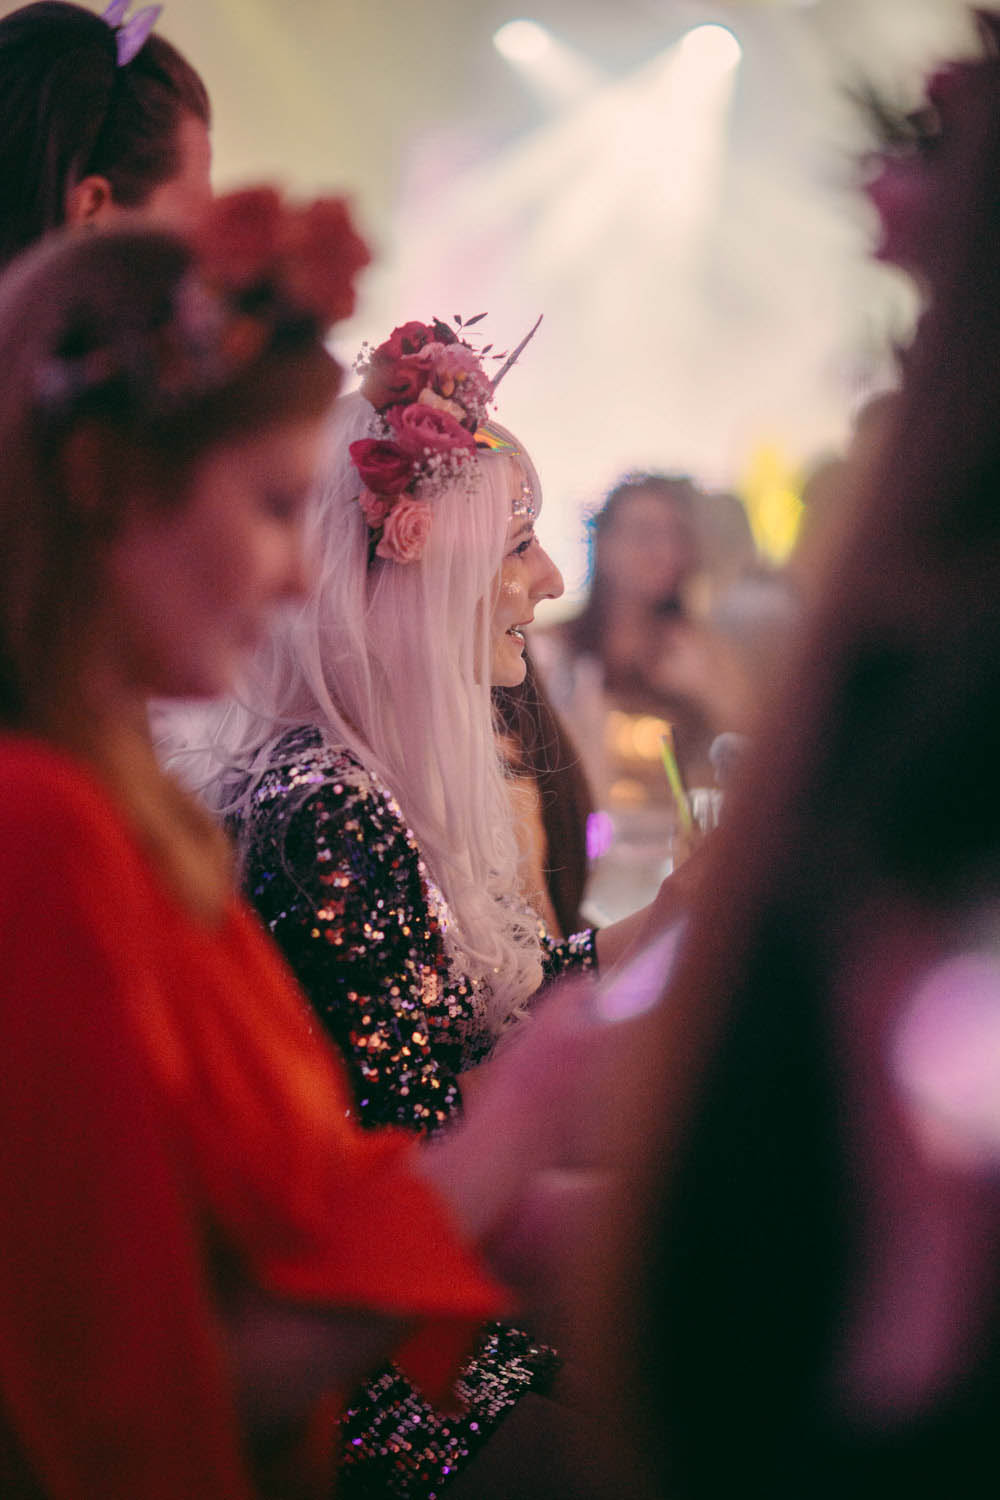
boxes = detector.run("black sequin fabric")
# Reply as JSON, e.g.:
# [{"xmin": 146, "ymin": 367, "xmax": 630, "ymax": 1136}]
[{"xmin": 233, "ymin": 727, "xmax": 595, "ymax": 1499}]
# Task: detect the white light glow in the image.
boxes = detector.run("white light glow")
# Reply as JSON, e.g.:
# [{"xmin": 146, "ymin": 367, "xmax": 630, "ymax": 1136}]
[
  {"xmin": 493, "ymin": 19, "xmax": 552, "ymax": 66},
  {"xmin": 678, "ymin": 24, "xmax": 743, "ymax": 78},
  {"xmin": 356, "ymin": 21, "xmax": 858, "ymax": 602},
  {"xmin": 493, "ymin": 18, "xmax": 601, "ymax": 106}
]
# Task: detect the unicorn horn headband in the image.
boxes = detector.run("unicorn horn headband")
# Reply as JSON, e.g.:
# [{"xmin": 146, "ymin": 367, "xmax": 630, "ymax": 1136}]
[
  {"xmin": 102, "ymin": 0, "xmax": 163, "ymax": 67},
  {"xmin": 490, "ymin": 313, "xmax": 543, "ymax": 393}
]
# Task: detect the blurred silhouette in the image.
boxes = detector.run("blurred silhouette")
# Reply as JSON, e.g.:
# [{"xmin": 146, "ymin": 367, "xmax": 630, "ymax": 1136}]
[
  {"xmin": 534, "ymin": 473, "xmax": 794, "ymax": 919},
  {"xmin": 601, "ymin": 15, "xmax": 1000, "ymax": 1497}
]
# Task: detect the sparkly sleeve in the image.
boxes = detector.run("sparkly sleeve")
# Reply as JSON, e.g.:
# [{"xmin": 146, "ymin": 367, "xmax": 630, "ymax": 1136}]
[
  {"xmin": 244, "ymin": 764, "xmax": 466, "ymax": 1133},
  {"xmin": 540, "ymin": 925, "xmax": 598, "ymax": 981}
]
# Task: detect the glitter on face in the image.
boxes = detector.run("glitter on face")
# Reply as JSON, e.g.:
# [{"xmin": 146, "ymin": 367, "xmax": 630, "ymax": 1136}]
[{"xmin": 511, "ymin": 476, "xmax": 536, "ymax": 519}]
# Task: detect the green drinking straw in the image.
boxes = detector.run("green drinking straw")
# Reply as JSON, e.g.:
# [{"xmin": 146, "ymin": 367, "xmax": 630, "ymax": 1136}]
[{"xmin": 660, "ymin": 728, "xmax": 694, "ymax": 835}]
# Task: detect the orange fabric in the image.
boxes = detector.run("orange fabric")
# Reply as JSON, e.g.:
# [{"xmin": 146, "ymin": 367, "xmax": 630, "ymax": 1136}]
[{"xmin": 0, "ymin": 736, "xmax": 503, "ymax": 1500}]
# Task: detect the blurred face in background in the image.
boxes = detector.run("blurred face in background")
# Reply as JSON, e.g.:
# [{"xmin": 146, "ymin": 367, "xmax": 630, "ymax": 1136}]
[{"xmin": 597, "ymin": 487, "xmax": 699, "ymax": 605}]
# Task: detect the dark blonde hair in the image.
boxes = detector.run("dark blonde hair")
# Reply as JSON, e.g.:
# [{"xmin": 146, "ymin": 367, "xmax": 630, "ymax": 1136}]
[
  {"xmin": 0, "ymin": 224, "xmax": 340, "ymax": 730},
  {"xmin": 0, "ymin": 1, "xmax": 210, "ymax": 268}
]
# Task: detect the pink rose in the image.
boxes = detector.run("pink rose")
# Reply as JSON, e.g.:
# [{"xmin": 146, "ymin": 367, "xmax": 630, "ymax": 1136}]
[
  {"xmin": 348, "ymin": 438, "xmax": 414, "ymax": 494},
  {"xmin": 357, "ymin": 487, "xmax": 393, "ymax": 526},
  {"xmin": 360, "ymin": 353, "xmax": 429, "ymax": 411},
  {"xmin": 388, "ymin": 402, "xmax": 477, "ymax": 459},
  {"xmin": 376, "ymin": 498, "xmax": 433, "ymax": 564}
]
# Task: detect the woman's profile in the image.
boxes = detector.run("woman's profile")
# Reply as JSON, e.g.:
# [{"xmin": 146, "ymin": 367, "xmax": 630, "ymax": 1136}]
[{"xmin": 177, "ymin": 316, "xmax": 679, "ymax": 1496}]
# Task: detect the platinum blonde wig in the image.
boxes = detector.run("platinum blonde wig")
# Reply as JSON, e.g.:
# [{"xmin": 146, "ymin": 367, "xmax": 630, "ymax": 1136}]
[{"xmin": 184, "ymin": 389, "xmax": 545, "ymax": 1029}]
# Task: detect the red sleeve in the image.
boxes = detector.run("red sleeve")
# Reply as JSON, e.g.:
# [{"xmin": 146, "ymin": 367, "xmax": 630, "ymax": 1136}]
[
  {"xmin": 188, "ymin": 906, "xmax": 509, "ymax": 1408},
  {"xmin": 0, "ymin": 771, "xmax": 253, "ymax": 1500},
  {"xmin": 0, "ymin": 740, "xmax": 508, "ymax": 1495}
]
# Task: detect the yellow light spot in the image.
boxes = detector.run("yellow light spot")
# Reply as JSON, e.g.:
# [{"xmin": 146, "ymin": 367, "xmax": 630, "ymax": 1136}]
[
  {"xmin": 633, "ymin": 715, "xmax": 671, "ymax": 761},
  {"xmin": 739, "ymin": 441, "xmax": 804, "ymax": 563}
]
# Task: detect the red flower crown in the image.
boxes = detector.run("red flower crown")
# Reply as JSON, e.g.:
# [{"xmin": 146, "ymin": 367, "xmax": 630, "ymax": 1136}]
[
  {"xmin": 35, "ymin": 187, "xmax": 370, "ymax": 419},
  {"xmin": 349, "ymin": 314, "xmax": 542, "ymax": 565},
  {"xmin": 350, "ymin": 318, "xmax": 494, "ymax": 565}
]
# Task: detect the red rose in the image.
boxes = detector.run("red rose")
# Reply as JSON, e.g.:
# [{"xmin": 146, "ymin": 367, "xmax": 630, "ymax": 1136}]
[
  {"xmin": 380, "ymin": 322, "xmax": 436, "ymax": 359},
  {"xmin": 280, "ymin": 197, "xmax": 371, "ymax": 322},
  {"xmin": 388, "ymin": 403, "xmax": 477, "ymax": 459},
  {"xmin": 348, "ymin": 438, "xmax": 414, "ymax": 494},
  {"xmin": 195, "ymin": 186, "xmax": 284, "ymax": 289},
  {"xmin": 376, "ymin": 498, "xmax": 433, "ymax": 564},
  {"xmin": 360, "ymin": 353, "xmax": 429, "ymax": 411}
]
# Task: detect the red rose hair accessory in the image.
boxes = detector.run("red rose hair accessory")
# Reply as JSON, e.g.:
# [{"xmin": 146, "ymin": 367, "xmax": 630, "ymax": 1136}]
[
  {"xmin": 350, "ymin": 313, "xmax": 541, "ymax": 565},
  {"xmin": 193, "ymin": 188, "xmax": 369, "ymax": 328},
  {"xmin": 34, "ymin": 187, "xmax": 370, "ymax": 419}
]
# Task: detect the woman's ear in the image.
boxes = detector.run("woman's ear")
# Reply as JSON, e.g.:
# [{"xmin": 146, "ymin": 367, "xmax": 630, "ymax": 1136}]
[{"xmin": 65, "ymin": 175, "xmax": 117, "ymax": 228}]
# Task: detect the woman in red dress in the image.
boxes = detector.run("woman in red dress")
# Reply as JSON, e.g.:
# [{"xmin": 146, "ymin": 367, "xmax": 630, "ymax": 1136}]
[{"xmin": 0, "ymin": 194, "xmax": 588, "ymax": 1500}]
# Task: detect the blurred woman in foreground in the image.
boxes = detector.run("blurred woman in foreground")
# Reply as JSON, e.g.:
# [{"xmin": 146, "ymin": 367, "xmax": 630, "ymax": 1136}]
[
  {"xmin": 0, "ymin": 194, "xmax": 597, "ymax": 1500},
  {"xmin": 609, "ymin": 14, "xmax": 1000, "ymax": 1497}
]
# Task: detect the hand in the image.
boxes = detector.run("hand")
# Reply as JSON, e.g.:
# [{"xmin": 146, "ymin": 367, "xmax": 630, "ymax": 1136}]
[
  {"xmin": 416, "ymin": 977, "xmax": 619, "ymax": 1242},
  {"xmin": 653, "ymin": 617, "xmax": 755, "ymax": 735},
  {"xmin": 485, "ymin": 1168, "xmax": 614, "ymax": 1345},
  {"xmin": 652, "ymin": 827, "xmax": 717, "ymax": 922}
]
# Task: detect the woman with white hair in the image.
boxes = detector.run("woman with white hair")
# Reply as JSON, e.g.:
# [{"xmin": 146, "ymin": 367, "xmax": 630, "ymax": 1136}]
[{"xmin": 187, "ymin": 316, "xmax": 673, "ymax": 1496}]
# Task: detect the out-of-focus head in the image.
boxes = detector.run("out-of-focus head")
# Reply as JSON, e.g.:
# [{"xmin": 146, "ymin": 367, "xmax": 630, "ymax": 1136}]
[
  {"xmin": 694, "ymin": 489, "xmax": 756, "ymax": 580},
  {"xmin": 620, "ymin": 18, "xmax": 1000, "ymax": 1496},
  {"xmin": 591, "ymin": 472, "xmax": 700, "ymax": 603},
  {"xmin": 864, "ymin": 10, "xmax": 1000, "ymax": 295},
  {"xmin": 0, "ymin": 1, "xmax": 212, "ymax": 268},
  {"xmin": 0, "ymin": 188, "xmax": 369, "ymax": 720}
]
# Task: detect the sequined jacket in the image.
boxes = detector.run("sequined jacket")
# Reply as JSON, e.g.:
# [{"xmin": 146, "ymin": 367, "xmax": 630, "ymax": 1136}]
[
  {"xmin": 237, "ymin": 728, "xmax": 597, "ymax": 1135},
  {"xmin": 233, "ymin": 728, "xmax": 596, "ymax": 1499}
]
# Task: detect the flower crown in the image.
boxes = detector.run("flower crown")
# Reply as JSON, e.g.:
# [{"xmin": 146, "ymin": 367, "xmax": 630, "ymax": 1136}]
[
  {"xmin": 35, "ymin": 187, "xmax": 370, "ymax": 421},
  {"xmin": 350, "ymin": 314, "xmax": 541, "ymax": 565}
]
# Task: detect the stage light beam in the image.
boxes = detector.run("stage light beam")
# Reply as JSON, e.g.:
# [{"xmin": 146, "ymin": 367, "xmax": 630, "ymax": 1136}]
[
  {"xmin": 493, "ymin": 18, "xmax": 601, "ymax": 106},
  {"xmin": 678, "ymin": 24, "xmax": 743, "ymax": 79},
  {"xmin": 493, "ymin": 19, "xmax": 553, "ymax": 66}
]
